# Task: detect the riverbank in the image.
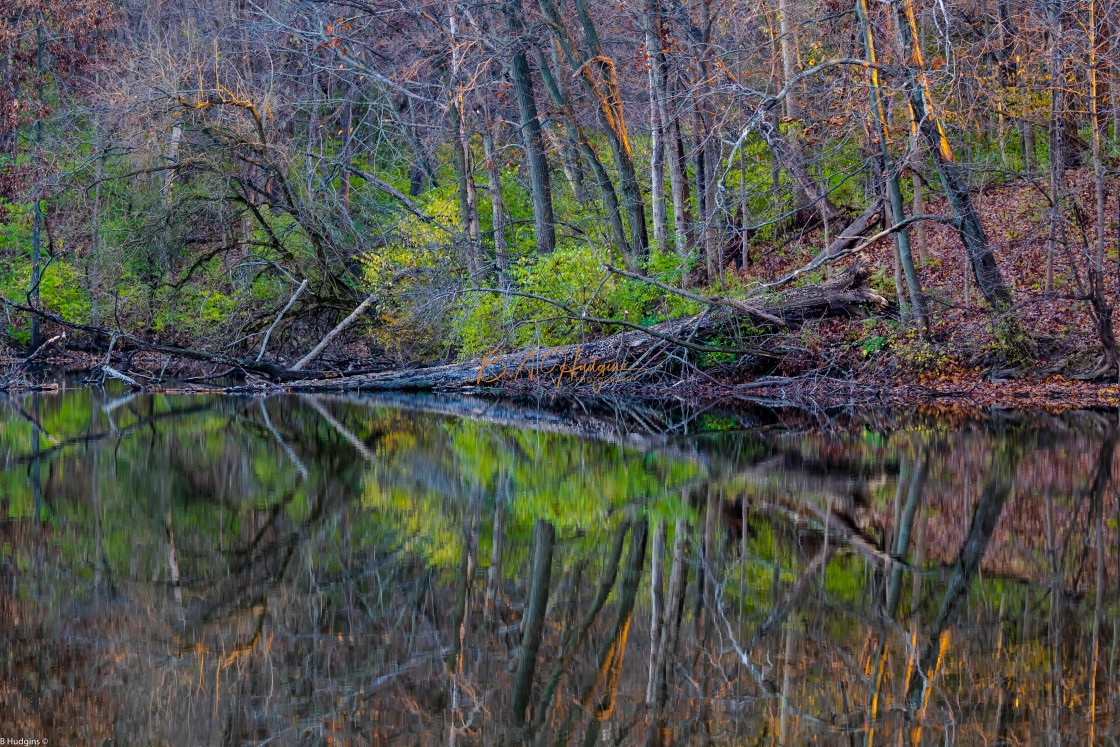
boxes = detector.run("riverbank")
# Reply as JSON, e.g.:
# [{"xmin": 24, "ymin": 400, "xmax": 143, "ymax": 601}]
[{"xmin": 6, "ymin": 173, "xmax": 1120, "ymax": 412}]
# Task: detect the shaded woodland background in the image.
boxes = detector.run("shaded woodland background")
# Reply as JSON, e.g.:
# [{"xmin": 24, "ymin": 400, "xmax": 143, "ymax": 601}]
[{"xmin": 5, "ymin": 0, "xmax": 1120, "ymax": 382}]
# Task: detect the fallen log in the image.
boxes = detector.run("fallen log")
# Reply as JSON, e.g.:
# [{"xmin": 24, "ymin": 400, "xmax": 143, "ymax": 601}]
[
  {"xmin": 0, "ymin": 294, "xmax": 327, "ymax": 381},
  {"xmin": 287, "ymin": 262, "xmax": 886, "ymax": 393}
]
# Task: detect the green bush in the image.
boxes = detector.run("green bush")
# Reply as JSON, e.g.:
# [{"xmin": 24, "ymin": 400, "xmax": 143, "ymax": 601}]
[{"xmin": 454, "ymin": 247, "xmax": 701, "ymax": 359}]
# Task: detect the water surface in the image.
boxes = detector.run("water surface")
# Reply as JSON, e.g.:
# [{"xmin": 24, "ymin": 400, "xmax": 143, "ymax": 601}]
[{"xmin": 1, "ymin": 389, "xmax": 1117, "ymax": 745}]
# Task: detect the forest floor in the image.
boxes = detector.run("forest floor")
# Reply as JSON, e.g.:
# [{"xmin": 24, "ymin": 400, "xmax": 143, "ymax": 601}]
[{"xmin": 682, "ymin": 167, "xmax": 1120, "ymax": 415}]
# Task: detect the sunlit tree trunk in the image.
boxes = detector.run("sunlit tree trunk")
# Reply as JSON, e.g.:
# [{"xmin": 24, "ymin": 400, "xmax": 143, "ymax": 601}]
[
  {"xmin": 857, "ymin": 0, "xmax": 928, "ymax": 334},
  {"xmin": 534, "ymin": 43, "xmax": 633, "ymax": 267},
  {"xmin": 897, "ymin": 0, "xmax": 1013, "ymax": 314},
  {"xmin": 539, "ymin": 0, "xmax": 649, "ymax": 266}
]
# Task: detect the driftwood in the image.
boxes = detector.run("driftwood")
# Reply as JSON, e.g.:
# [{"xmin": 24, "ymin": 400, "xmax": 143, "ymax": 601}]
[
  {"xmin": 0, "ymin": 333, "xmax": 65, "ymax": 390},
  {"xmin": 287, "ymin": 262, "xmax": 886, "ymax": 393},
  {"xmin": 289, "ymin": 291, "xmax": 376, "ymax": 371}
]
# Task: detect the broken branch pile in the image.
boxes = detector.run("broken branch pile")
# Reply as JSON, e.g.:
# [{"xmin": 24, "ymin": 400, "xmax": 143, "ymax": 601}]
[{"xmin": 286, "ymin": 262, "xmax": 886, "ymax": 393}]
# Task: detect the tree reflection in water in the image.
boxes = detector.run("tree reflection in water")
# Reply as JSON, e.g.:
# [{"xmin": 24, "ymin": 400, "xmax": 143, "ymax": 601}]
[{"xmin": 0, "ymin": 390, "xmax": 1117, "ymax": 745}]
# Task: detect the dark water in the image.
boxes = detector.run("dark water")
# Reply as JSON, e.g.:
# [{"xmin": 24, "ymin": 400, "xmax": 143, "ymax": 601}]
[{"xmin": 1, "ymin": 389, "xmax": 1118, "ymax": 745}]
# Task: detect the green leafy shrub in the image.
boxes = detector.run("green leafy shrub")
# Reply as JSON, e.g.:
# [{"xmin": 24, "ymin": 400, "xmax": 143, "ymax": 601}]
[{"xmin": 453, "ymin": 246, "xmax": 702, "ymax": 359}]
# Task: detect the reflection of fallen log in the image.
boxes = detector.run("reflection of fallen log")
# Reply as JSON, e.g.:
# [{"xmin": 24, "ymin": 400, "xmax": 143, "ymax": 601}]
[{"xmin": 288, "ymin": 263, "xmax": 887, "ymax": 393}]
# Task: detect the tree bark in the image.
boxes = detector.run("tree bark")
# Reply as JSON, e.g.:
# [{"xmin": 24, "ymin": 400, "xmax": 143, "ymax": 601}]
[
  {"xmin": 504, "ymin": 0, "xmax": 557, "ymax": 254},
  {"xmin": 287, "ymin": 263, "xmax": 887, "ymax": 392},
  {"xmin": 757, "ymin": 112, "xmax": 841, "ymax": 225},
  {"xmin": 539, "ymin": 0, "xmax": 649, "ymax": 265},
  {"xmin": 289, "ymin": 292, "xmax": 376, "ymax": 371},
  {"xmin": 534, "ymin": 42, "xmax": 633, "ymax": 266},
  {"xmin": 482, "ymin": 122, "xmax": 511, "ymax": 280},
  {"xmin": 645, "ymin": 2, "xmax": 669, "ymax": 253},
  {"xmin": 897, "ymin": 0, "xmax": 1013, "ymax": 312},
  {"xmin": 776, "ymin": 0, "xmax": 799, "ymax": 118},
  {"xmin": 856, "ymin": 0, "xmax": 929, "ymax": 334}
]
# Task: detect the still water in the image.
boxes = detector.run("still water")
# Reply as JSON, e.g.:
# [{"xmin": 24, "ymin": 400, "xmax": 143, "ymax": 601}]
[{"xmin": 0, "ymin": 389, "xmax": 1117, "ymax": 745}]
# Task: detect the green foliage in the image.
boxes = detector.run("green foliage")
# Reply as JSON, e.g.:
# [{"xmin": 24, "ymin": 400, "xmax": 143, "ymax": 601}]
[
  {"xmin": 454, "ymin": 246, "xmax": 701, "ymax": 359},
  {"xmin": 893, "ymin": 327, "xmax": 951, "ymax": 373},
  {"xmin": 988, "ymin": 317, "xmax": 1038, "ymax": 368}
]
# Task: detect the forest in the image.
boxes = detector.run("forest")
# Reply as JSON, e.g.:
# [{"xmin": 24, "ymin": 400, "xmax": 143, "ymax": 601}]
[{"xmin": 2, "ymin": 0, "xmax": 1120, "ymax": 403}]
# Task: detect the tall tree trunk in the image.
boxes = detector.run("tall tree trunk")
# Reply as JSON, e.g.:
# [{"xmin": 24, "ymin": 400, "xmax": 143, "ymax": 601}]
[
  {"xmin": 665, "ymin": 77, "xmax": 692, "ymax": 264},
  {"xmin": 572, "ymin": 0, "xmax": 649, "ymax": 262},
  {"xmin": 449, "ymin": 7, "xmax": 483, "ymax": 276},
  {"xmin": 1046, "ymin": 0, "xmax": 1066, "ymax": 294},
  {"xmin": 89, "ymin": 145, "xmax": 107, "ymax": 327},
  {"xmin": 504, "ymin": 0, "xmax": 557, "ymax": 254},
  {"xmin": 912, "ymin": 171, "xmax": 928, "ymax": 263},
  {"xmin": 396, "ymin": 96, "xmax": 439, "ymax": 196},
  {"xmin": 757, "ymin": 112, "xmax": 842, "ymax": 225},
  {"xmin": 897, "ymin": 0, "xmax": 1013, "ymax": 313},
  {"xmin": 1087, "ymin": 0, "xmax": 1118, "ymax": 371},
  {"xmin": 857, "ymin": 0, "xmax": 929, "ymax": 334},
  {"xmin": 451, "ymin": 102, "xmax": 484, "ymax": 277},
  {"xmin": 539, "ymin": 0, "xmax": 649, "ymax": 265},
  {"xmin": 645, "ymin": 3, "xmax": 669, "ymax": 253},
  {"xmin": 482, "ymin": 122, "xmax": 511, "ymax": 281},
  {"xmin": 28, "ymin": 15, "xmax": 45, "ymax": 349},
  {"xmin": 535, "ymin": 43, "xmax": 633, "ymax": 267},
  {"xmin": 338, "ymin": 87, "xmax": 354, "ymax": 217},
  {"xmin": 777, "ymin": 0, "xmax": 799, "ymax": 118},
  {"xmin": 694, "ymin": 1, "xmax": 720, "ymax": 282},
  {"xmin": 1022, "ymin": 120, "xmax": 1036, "ymax": 172}
]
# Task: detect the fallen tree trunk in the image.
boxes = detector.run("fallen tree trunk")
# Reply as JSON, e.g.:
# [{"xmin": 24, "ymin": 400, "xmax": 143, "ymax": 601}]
[
  {"xmin": 287, "ymin": 262, "xmax": 886, "ymax": 393},
  {"xmin": 0, "ymin": 294, "xmax": 327, "ymax": 381}
]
